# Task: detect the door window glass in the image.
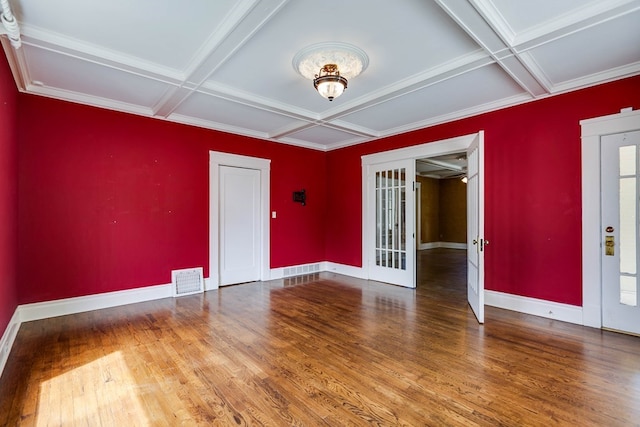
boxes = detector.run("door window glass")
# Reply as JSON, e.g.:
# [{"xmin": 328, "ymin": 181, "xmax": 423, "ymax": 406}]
[
  {"xmin": 375, "ymin": 168, "xmax": 407, "ymax": 270},
  {"xmin": 619, "ymin": 145, "xmax": 637, "ymax": 306}
]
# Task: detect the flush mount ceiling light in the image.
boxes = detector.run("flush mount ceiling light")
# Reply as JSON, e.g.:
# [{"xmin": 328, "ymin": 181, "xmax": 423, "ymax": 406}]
[{"xmin": 293, "ymin": 42, "xmax": 369, "ymax": 101}]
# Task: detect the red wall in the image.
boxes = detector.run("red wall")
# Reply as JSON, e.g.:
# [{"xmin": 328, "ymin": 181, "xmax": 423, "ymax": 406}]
[
  {"xmin": 0, "ymin": 53, "xmax": 18, "ymax": 335},
  {"xmin": 12, "ymin": 68, "xmax": 640, "ymax": 308},
  {"xmin": 18, "ymin": 96, "xmax": 326, "ymax": 304},
  {"xmin": 325, "ymin": 76, "xmax": 640, "ymax": 306}
]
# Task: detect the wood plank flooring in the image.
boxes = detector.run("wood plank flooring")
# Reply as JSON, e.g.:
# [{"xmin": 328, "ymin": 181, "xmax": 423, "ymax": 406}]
[{"xmin": 1, "ymin": 248, "xmax": 639, "ymax": 426}]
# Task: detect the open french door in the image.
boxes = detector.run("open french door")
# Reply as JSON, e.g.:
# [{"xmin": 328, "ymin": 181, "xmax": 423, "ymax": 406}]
[
  {"xmin": 467, "ymin": 133, "xmax": 485, "ymax": 323},
  {"xmin": 367, "ymin": 159, "xmax": 416, "ymax": 288}
]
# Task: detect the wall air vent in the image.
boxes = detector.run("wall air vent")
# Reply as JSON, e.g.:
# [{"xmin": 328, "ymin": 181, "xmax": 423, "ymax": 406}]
[
  {"xmin": 283, "ymin": 263, "xmax": 321, "ymax": 278},
  {"xmin": 171, "ymin": 267, "xmax": 204, "ymax": 297}
]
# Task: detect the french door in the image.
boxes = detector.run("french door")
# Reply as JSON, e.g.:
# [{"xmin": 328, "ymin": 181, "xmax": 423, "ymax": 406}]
[
  {"xmin": 368, "ymin": 159, "xmax": 416, "ymax": 288},
  {"xmin": 467, "ymin": 133, "xmax": 485, "ymax": 323},
  {"xmin": 601, "ymin": 130, "xmax": 640, "ymax": 335}
]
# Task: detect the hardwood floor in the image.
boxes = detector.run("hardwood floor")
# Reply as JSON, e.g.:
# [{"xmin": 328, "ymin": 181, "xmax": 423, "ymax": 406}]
[{"xmin": 1, "ymin": 248, "xmax": 639, "ymax": 426}]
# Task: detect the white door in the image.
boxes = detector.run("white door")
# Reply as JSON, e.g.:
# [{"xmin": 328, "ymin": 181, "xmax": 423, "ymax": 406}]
[
  {"xmin": 219, "ymin": 166, "xmax": 261, "ymax": 286},
  {"xmin": 601, "ymin": 130, "xmax": 640, "ymax": 335},
  {"xmin": 467, "ymin": 133, "xmax": 485, "ymax": 323},
  {"xmin": 368, "ymin": 159, "xmax": 416, "ymax": 288}
]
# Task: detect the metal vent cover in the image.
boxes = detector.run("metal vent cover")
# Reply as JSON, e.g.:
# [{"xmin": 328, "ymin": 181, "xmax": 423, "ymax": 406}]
[
  {"xmin": 283, "ymin": 263, "xmax": 321, "ymax": 278},
  {"xmin": 171, "ymin": 267, "xmax": 204, "ymax": 297}
]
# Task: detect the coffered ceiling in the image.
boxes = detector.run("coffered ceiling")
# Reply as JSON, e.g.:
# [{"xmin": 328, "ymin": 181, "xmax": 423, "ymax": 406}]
[{"xmin": 2, "ymin": 0, "xmax": 639, "ymax": 151}]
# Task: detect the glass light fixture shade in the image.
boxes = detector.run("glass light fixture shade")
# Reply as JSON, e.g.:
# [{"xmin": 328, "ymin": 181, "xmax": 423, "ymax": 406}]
[{"xmin": 314, "ymin": 74, "xmax": 347, "ymax": 101}]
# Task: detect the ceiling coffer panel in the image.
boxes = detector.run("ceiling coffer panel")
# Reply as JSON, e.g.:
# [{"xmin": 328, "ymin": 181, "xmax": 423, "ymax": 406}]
[
  {"xmin": 284, "ymin": 125, "xmax": 368, "ymax": 149},
  {"xmin": 24, "ymin": 44, "xmax": 174, "ymax": 108},
  {"xmin": 170, "ymin": 91, "xmax": 309, "ymax": 136},
  {"xmin": 2, "ymin": 0, "xmax": 638, "ymax": 150},
  {"xmin": 207, "ymin": 0, "xmax": 482, "ymax": 109},
  {"xmin": 14, "ymin": 0, "xmax": 240, "ymax": 71},
  {"xmin": 523, "ymin": 10, "xmax": 640, "ymax": 87},
  {"xmin": 341, "ymin": 64, "xmax": 527, "ymax": 132}
]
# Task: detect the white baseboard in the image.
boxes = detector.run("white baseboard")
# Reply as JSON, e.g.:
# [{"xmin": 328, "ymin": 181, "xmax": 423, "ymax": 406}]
[
  {"xmin": 485, "ymin": 290, "xmax": 584, "ymax": 325},
  {"xmin": 324, "ymin": 262, "xmax": 367, "ymax": 279},
  {"xmin": 269, "ymin": 261, "xmax": 365, "ymax": 281},
  {"xmin": 18, "ymin": 283, "xmax": 173, "ymax": 323},
  {"xmin": 419, "ymin": 242, "xmax": 467, "ymax": 250},
  {"xmin": 270, "ymin": 262, "xmax": 324, "ymax": 280},
  {"xmin": 441, "ymin": 242, "xmax": 467, "ymax": 250},
  {"xmin": 204, "ymin": 277, "xmax": 216, "ymax": 291},
  {"xmin": 0, "ymin": 309, "xmax": 20, "ymax": 376}
]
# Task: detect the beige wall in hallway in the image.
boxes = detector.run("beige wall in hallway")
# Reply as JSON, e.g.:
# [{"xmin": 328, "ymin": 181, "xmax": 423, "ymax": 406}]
[{"xmin": 417, "ymin": 176, "xmax": 467, "ymax": 244}]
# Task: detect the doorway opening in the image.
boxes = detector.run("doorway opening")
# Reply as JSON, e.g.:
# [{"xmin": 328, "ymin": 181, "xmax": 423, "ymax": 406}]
[
  {"xmin": 361, "ymin": 131, "xmax": 485, "ymax": 322},
  {"xmin": 415, "ymin": 152, "xmax": 468, "ymax": 298}
]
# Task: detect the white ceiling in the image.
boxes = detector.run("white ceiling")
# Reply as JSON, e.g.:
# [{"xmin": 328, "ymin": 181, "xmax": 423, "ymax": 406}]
[
  {"xmin": 417, "ymin": 153, "xmax": 467, "ymax": 180},
  {"xmin": 2, "ymin": 0, "xmax": 639, "ymax": 151}
]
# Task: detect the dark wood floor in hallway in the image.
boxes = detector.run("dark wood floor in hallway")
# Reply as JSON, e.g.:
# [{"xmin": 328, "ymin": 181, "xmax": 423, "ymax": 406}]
[{"xmin": 1, "ymin": 248, "xmax": 639, "ymax": 426}]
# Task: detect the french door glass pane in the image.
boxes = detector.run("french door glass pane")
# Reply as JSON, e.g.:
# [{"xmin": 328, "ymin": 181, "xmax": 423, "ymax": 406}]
[
  {"xmin": 619, "ymin": 145, "xmax": 636, "ymax": 175},
  {"xmin": 619, "ymin": 178, "xmax": 636, "ymax": 275},
  {"xmin": 620, "ymin": 276, "xmax": 637, "ymax": 306},
  {"xmin": 618, "ymin": 145, "xmax": 637, "ymax": 306},
  {"xmin": 374, "ymin": 167, "xmax": 406, "ymax": 270}
]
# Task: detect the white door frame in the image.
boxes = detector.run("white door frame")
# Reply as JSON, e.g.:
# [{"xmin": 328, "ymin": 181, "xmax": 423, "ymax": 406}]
[
  {"xmin": 580, "ymin": 109, "xmax": 640, "ymax": 328},
  {"xmin": 209, "ymin": 151, "xmax": 271, "ymax": 290},
  {"xmin": 416, "ymin": 181, "xmax": 422, "ymax": 249},
  {"xmin": 362, "ymin": 132, "xmax": 481, "ymax": 282}
]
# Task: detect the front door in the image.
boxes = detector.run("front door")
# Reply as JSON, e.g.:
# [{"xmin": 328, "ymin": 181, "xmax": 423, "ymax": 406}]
[
  {"xmin": 219, "ymin": 165, "xmax": 261, "ymax": 286},
  {"xmin": 601, "ymin": 130, "xmax": 640, "ymax": 335},
  {"xmin": 368, "ymin": 159, "xmax": 416, "ymax": 288}
]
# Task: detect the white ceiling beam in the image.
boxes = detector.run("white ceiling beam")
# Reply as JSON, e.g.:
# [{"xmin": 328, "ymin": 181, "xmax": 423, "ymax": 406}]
[
  {"xmin": 436, "ymin": 0, "xmax": 550, "ymax": 97},
  {"xmin": 155, "ymin": 0, "xmax": 291, "ymax": 118},
  {"xmin": 512, "ymin": 0, "xmax": 640, "ymax": 50}
]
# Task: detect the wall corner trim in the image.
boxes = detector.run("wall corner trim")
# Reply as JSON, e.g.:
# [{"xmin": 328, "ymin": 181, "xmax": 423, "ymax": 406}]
[{"xmin": 485, "ymin": 290, "xmax": 584, "ymax": 326}]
